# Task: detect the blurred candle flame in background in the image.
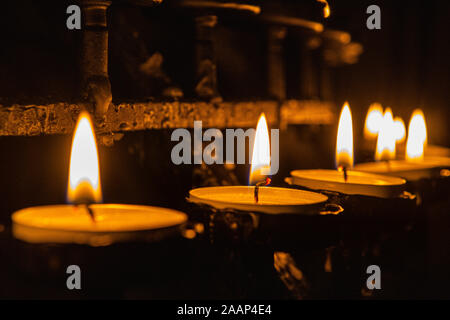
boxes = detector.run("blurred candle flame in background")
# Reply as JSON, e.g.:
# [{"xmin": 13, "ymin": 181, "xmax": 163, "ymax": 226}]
[
  {"xmin": 336, "ymin": 102, "xmax": 354, "ymax": 169},
  {"xmin": 364, "ymin": 103, "xmax": 384, "ymax": 139},
  {"xmin": 406, "ymin": 109, "xmax": 427, "ymax": 161},
  {"xmin": 250, "ymin": 113, "xmax": 271, "ymax": 185},
  {"xmin": 67, "ymin": 111, "xmax": 102, "ymax": 204},
  {"xmin": 375, "ymin": 108, "xmax": 396, "ymax": 161},
  {"xmin": 394, "ymin": 117, "xmax": 406, "ymax": 143}
]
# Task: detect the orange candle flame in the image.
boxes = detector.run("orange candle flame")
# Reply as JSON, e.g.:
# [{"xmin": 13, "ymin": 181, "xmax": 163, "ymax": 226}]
[
  {"xmin": 364, "ymin": 103, "xmax": 383, "ymax": 139},
  {"xmin": 250, "ymin": 113, "xmax": 271, "ymax": 185},
  {"xmin": 406, "ymin": 109, "xmax": 427, "ymax": 161},
  {"xmin": 336, "ymin": 102, "xmax": 354, "ymax": 169},
  {"xmin": 67, "ymin": 111, "xmax": 102, "ymax": 204},
  {"xmin": 375, "ymin": 108, "xmax": 396, "ymax": 161}
]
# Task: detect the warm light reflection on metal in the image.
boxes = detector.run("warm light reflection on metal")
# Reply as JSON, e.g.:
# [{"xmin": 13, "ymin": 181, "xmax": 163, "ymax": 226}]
[
  {"xmin": 180, "ymin": 1, "xmax": 261, "ymax": 14},
  {"xmin": 317, "ymin": 0, "xmax": 331, "ymax": 18}
]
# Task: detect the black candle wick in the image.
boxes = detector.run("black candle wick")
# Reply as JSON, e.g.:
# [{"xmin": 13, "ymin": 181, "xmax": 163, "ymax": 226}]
[
  {"xmin": 339, "ymin": 166, "xmax": 348, "ymax": 182},
  {"xmin": 76, "ymin": 203, "xmax": 96, "ymax": 222},
  {"xmin": 384, "ymin": 159, "xmax": 391, "ymax": 172},
  {"xmin": 254, "ymin": 177, "xmax": 271, "ymax": 203}
]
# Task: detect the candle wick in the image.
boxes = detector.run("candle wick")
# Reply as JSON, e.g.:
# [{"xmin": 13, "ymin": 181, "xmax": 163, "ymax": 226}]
[
  {"xmin": 384, "ymin": 159, "xmax": 391, "ymax": 171},
  {"xmin": 77, "ymin": 203, "xmax": 96, "ymax": 223},
  {"xmin": 338, "ymin": 166, "xmax": 348, "ymax": 182},
  {"xmin": 254, "ymin": 177, "xmax": 271, "ymax": 203},
  {"xmin": 86, "ymin": 205, "xmax": 96, "ymax": 223}
]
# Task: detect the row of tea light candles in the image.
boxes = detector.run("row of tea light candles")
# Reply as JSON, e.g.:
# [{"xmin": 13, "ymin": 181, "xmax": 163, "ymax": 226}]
[
  {"xmin": 12, "ymin": 102, "xmax": 450, "ymax": 245},
  {"xmin": 355, "ymin": 103, "xmax": 450, "ymax": 180}
]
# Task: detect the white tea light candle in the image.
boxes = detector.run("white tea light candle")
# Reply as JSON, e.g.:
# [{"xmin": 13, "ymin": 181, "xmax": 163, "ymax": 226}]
[{"xmin": 11, "ymin": 111, "xmax": 187, "ymax": 245}]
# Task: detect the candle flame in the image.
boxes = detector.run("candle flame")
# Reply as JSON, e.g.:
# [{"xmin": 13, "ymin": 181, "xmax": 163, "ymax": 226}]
[
  {"xmin": 250, "ymin": 113, "xmax": 271, "ymax": 185},
  {"xmin": 406, "ymin": 109, "xmax": 427, "ymax": 161},
  {"xmin": 336, "ymin": 102, "xmax": 353, "ymax": 169},
  {"xmin": 375, "ymin": 108, "xmax": 396, "ymax": 161},
  {"xmin": 364, "ymin": 103, "xmax": 383, "ymax": 139},
  {"xmin": 67, "ymin": 111, "xmax": 102, "ymax": 204}
]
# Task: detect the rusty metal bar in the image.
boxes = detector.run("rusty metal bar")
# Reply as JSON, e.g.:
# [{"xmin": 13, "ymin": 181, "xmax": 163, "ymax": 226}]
[
  {"xmin": 280, "ymin": 99, "xmax": 335, "ymax": 129},
  {"xmin": 261, "ymin": 14, "xmax": 324, "ymax": 33},
  {"xmin": 180, "ymin": 1, "xmax": 260, "ymax": 15},
  {"xmin": 0, "ymin": 100, "xmax": 335, "ymax": 138}
]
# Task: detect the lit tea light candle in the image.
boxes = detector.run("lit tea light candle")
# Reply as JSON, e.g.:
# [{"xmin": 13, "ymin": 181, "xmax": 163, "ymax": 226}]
[
  {"xmin": 289, "ymin": 102, "xmax": 406, "ymax": 198},
  {"xmin": 355, "ymin": 109, "xmax": 449, "ymax": 180},
  {"xmin": 354, "ymin": 160, "xmax": 437, "ymax": 181},
  {"xmin": 405, "ymin": 110, "xmax": 450, "ymax": 168},
  {"xmin": 12, "ymin": 112, "xmax": 187, "ymax": 246},
  {"xmin": 405, "ymin": 109, "xmax": 427, "ymax": 162},
  {"xmin": 188, "ymin": 113, "xmax": 329, "ymax": 214},
  {"xmin": 189, "ymin": 185, "xmax": 328, "ymax": 214}
]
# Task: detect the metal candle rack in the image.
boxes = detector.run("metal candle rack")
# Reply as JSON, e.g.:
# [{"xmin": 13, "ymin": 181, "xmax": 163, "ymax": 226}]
[
  {"xmin": 186, "ymin": 198, "xmax": 345, "ymax": 299},
  {"xmin": 0, "ymin": 0, "xmax": 356, "ymax": 137},
  {"xmin": 185, "ymin": 182, "xmax": 424, "ymax": 299},
  {"xmin": 285, "ymin": 183, "xmax": 429, "ymax": 299}
]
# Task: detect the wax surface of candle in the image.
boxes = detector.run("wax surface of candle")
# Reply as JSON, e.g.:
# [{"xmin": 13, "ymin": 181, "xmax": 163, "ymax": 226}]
[
  {"xmin": 189, "ymin": 186, "xmax": 328, "ymax": 214},
  {"xmin": 289, "ymin": 169, "xmax": 406, "ymax": 198},
  {"xmin": 354, "ymin": 160, "xmax": 438, "ymax": 181},
  {"xmin": 12, "ymin": 204, "xmax": 188, "ymax": 245},
  {"xmin": 13, "ymin": 204, "xmax": 187, "ymax": 232},
  {"xmin": 421, "ymin": 157, "xmax": 450, "ymax": 167},
  {"xmin": 426, "ymin": 145, "xmax": 450, "ymax": 157}
]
